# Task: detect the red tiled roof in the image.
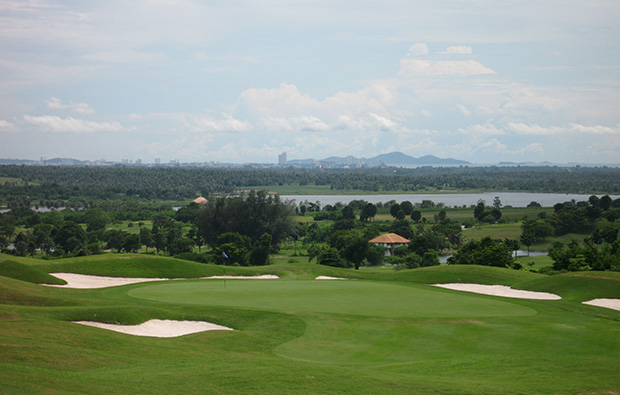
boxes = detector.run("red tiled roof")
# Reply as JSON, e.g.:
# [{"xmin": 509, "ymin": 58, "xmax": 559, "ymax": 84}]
[{"xmin": 369, "ymin": 233, "xmax": 411, "ymax": 244}]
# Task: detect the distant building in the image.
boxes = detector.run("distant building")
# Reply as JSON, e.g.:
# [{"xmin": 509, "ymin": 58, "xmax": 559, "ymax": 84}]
[
  {"xmin": 154, "ymin": 158, "xmax": 161, "ymax": 165},
  {"xmin": 192, "ymin": 196, "xmax": 208, "ymax": 205},
  {"xmin": 369, "ymin": 233, "xmax": 411, "ymax": 256},
  {"xmin": 278, "ymin": 152, "xmax": 287, "ymax": 165}
]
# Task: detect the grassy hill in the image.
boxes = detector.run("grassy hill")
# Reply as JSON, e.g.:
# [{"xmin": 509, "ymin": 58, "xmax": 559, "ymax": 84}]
[{"xmin": 1, "ymin": 253, "xmax": 619, "ymax": 394}]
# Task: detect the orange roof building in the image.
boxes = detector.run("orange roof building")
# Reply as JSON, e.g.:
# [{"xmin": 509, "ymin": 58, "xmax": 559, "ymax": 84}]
[
  {"xmin": 369, "ymin": 233, "xmax": 411, "ymax": 256},
  {"xmin": 192, "ymin": 197, "xmax": 208, "ymax": 205}
]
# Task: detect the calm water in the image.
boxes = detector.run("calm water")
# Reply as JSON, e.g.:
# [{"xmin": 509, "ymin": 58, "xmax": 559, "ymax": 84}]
[{"xmin": 282, "ymin": 192, "xmax": 620, "ymax": 208}]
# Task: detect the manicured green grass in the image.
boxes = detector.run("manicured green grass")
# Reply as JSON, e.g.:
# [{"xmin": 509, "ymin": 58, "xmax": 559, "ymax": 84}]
[
  {"xmin": 516, "ymin": 254, "xmax": 554, "ymax": 271},
  {"xmin": 129, "ymin": 280, "xmax": 536, "ymax": 320},
  {"xmin": 462, "ymin": 222, "xmax": 523, "ymax": 241},
  {"xmin": 1, "ymin": 254, "xmax": 619, "ymax": 394}
]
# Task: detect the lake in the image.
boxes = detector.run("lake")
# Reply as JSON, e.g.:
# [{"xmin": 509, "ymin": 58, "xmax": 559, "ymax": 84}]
[{"xmin": 282, "ymin": 192, "xmax": 620, "ymax": 208}]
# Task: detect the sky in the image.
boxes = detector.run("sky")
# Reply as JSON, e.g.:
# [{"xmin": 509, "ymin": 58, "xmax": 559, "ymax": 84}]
[{"xmin": 1, "ymin": 0, "xmax": 619, "ymax": 164}]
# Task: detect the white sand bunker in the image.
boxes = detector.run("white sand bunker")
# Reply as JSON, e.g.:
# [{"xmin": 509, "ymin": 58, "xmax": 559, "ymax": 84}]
[
  {"xmin": 47, "ymin": 273, "xmax": 279, "ymax": 289},
  {"xmin": 583, "ymin": 298, "xmax": 620, "ymax": 312},
  {"xmin": 48, "ymin": 273, "xmax": 169, "ymax": 289},
  {"xmin": 315, "ymin": 276, "xmax": 348, "ymax": 280},
  {"xmin": 433, "ymin": 283, "xmax": 561, "ymax": 300},
  {"xmin": 74, "ymin": 319, "xmax": 233, "ymax": 337}
]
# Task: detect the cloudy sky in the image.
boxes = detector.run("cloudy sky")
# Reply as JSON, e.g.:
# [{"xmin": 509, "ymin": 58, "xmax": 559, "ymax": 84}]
[{"xmin": 1, "ymin": 1, "xmax": 619, "ymax": 164}]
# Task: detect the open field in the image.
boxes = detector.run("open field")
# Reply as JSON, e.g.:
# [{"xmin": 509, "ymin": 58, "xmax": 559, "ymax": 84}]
[{"xmin": 1, "ymin": 253, "xmax": 620, "ymax": 394}]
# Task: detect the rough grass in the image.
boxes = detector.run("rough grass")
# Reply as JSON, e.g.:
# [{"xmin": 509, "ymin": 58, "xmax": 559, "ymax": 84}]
[
  {"xmin": 516, "ymin": 271, "xmax": 620, "ymax": 302},
  {"xmin": 0, "ymin": 259, "xmax": 65, "ymax": 284},
  {"xmin": 1, "ymin": 254, "xmax": 619, "ymax": 394}
]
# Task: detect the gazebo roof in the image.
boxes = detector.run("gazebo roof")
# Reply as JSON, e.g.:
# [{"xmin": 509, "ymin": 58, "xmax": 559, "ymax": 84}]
[
  {"xmin": 369, "ymin": 233, "xmax": 411, "ymax": 244},
  {"xmin": 192, "ymin": 196, "xmax": 208, "ymax": 205}
]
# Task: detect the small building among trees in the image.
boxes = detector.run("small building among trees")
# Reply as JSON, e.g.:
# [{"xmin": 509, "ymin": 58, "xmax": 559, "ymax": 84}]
[
  {"xmin": 192, "ymin": 197, "xmax": 208, "ymax": 205},
  {"xmin": 369, "ymin": 233, "xmax": 411, "ymax": 256}
]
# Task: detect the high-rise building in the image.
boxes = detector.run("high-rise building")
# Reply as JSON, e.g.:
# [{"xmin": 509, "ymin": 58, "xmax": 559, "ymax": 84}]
[{"xmin": 278, "ymin": 152, "xmax": 287, "ymax": 165}]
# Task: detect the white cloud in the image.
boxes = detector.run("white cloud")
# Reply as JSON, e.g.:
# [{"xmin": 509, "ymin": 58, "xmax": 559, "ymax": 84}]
[
  {"xmin": 518, "ymin": 142, "xmax": 544, "ymax": 154},
  {"xmin": 567, "ymin": 123, "xmax": 620, "ymax": 135},
  {"xmin": 407, "ymin": 43, "xmax": 428, "ymax": 56},
  {"xmin": 501, "ymin": 88, "xmax": 567, "ymax": 112},
  {"xmin": 189, "ymin": 114, "xmax": 252, "ymax": 133},
  {"xmin": 440, "ymin": 46, "xmax": 472, "ymax": 55},
  {"xmin": 0, "ymin": 120, "xmax": 13, "ymax": 128},
  {"xmin": 458, "ymin": 123, "xmax": 506, "ymax": 136},
  {"xmin": 23, "ymin": 115, "xmax": 122, "ymax": 133},
  {"xmin": 476, "ymin": 138, "xmax": 508, "ymax": 152},
  {"xmin": 45, "ymin": 97, "xmax": 95, "ymax": 115},
  {"xmin": 456, "ymin": 104, "xmax": 471, "ymax": 117},
  {"xmin": 399, "ymin": 59, "xmax": 496, "ymax": 76},
  {"xmin": 507, "ymin": 123, "xmax": 620, "ymax": 136},
  {"xmin": 261, "ymin": 116, "xmax": 329, "ymax": 132},
  {"xmin": 46, "ymin": 97, "xmax": 68, "ymax": 110},
  {"xmin": 238, "ymin": 82, "xmax": 396, "ymax": 123}
]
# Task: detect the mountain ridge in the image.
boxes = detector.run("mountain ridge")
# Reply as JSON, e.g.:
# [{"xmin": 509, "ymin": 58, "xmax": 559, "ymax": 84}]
[{"xmin": 289, "ymin": 151, "xmax": 470, "ymax": 166}]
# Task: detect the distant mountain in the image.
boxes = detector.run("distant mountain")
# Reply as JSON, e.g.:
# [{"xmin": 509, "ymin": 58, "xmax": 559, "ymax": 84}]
[
  {"xmin": 289, "ymin": 152, "xmax": 470, "ymax": 166},
  {"xmin": 367, "ymin": 152, "xmax": 469, "ymax": 165}
]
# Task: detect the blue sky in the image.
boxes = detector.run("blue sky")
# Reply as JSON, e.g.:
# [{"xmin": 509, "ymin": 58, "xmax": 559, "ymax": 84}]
[{"xmin": 1, "ymin": 0, "xmax": 619, "ymax": 164}]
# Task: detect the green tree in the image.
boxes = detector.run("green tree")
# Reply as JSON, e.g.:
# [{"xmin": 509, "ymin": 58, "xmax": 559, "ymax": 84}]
[
  {"xmin": 474, "ymin": 201, "xmax": 486, "ymax": 221},
  {"xmin": 106, "ymin": 230, "xmax": 126, "ymax": 253},
  {"xmin": 317, "ymin": 247, "xmax": 349, "ymax": 268},
  {"xmin": 366, "ymin": 243, "xmax": 386, "ymax": 266},
  {"xmin": 400, "ymin": 201, "xmax": 414, "ymax": 216},
  {"xmin": 410, "ymin": 210, "xmax": 422, "ymax": 222},
  {"xmin": 340, "ymin": 232, "xmax": 370, "ymax": 270},
  {"xmin": 342, "ymin": 205, "xmax": 355, "ymax": 220},
  {"xmin": 493, "ymin": 196, "xmax": 502, "ymax": 208},
  {"xmin": 248, "ymin": 233, "xmax": 272, "ymax": 266},
  {"xmin": 84, "ymin": 207, "xmax": 109, "ymax": 232},
  {"xmin": 448, "ymin": 237, "xmax": 513, "ymax": 268},
  {"xmin": 140, "ymin": 227, "xmax": 153, "ymax": 253},
  {"xmin": 122, "ymin": 234, "xmax": 142, "ymax": 253},
  {"xmin": 213, "ymin": 232, "xmax": 251, "ymax": 265},
  {"xmin": 360, "ymin": 203, "xmax": 377, "ymax": 222},
  {"xmin": 53, "ymin": 221, "xmax": 87, "ymax": 254},
  {"xmin": 390, "ymin": 203, "xmax": 403, "ymax": 219}
]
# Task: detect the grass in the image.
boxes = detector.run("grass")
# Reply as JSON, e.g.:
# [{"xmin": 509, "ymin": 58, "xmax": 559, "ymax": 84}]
[{"xmin": 1, "ymin": 253, "xmax": 619, "ymax": 394}]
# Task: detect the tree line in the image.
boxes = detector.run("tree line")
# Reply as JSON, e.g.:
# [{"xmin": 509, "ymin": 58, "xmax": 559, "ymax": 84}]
[{"xmin": 2, "ymin": 165, "xmax": 620, "ymax": 207}]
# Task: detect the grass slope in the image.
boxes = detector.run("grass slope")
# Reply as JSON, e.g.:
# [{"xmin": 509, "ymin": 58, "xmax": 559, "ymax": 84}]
[
  {"xmin": 0, "ymin": 259, "xmax": 65, "ymax": 285},
  {"xmin": 1, "ymin": 254, "xmax": 619, "ymax": 394}
]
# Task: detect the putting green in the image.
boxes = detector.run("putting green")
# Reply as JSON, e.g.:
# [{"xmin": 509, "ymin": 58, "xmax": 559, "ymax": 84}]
[{"xmin": 129, "ymin": 280, "xmax": 536, "ymax": 319}]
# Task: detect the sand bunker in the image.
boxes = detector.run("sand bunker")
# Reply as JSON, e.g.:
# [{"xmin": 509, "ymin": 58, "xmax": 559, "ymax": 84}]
[
  {"xmin": 74, "ymin": 319, "xmax": 233, "ymax": 337},
  {"xmin": 433, "ymin": 283, "xmax": 561, "ymax": 300},
  {"xmin": 47, "ymin": 273, "xmax": 279, "ymax": 289},
  {"xmin": 582, "ymin": 298, "xmax": 620, "ymax": 312},
  {"xmin": 48, "ymin": 273, "xmax": 169, "ymax": 288},
  {"xmin": 315, "ymin": 276, "xmax": 348, "ymax": 280}
]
